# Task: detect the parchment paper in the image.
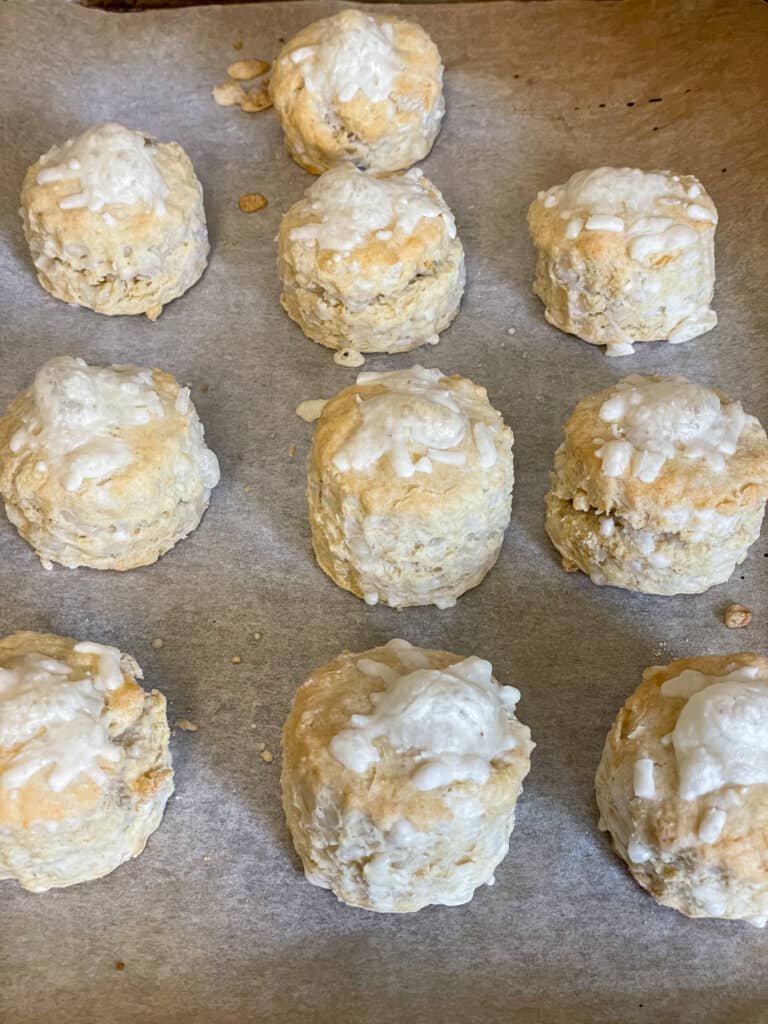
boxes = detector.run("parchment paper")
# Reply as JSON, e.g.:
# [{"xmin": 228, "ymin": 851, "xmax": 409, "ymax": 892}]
[{"xmin": 1, "ymin": 2, "xmax": 766, "ymax": 1022}]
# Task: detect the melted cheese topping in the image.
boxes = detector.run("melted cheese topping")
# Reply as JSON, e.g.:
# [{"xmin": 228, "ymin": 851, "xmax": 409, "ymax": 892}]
[
  {"xmin": 8, "ymin": 356, "xmax": 168, "ymax": 492},
  {"xmin": 538, "ymin": 166, "xmax": 716, "ymax": 260},
  {"xmin": 661, "ymin": 663, "xmax": 768, "ymax": 800},
  {"xmin": 595, "ymin": 376, "xmax": 748, "ymax": 483},
  {"xmin": 331, "ymin": 366, "xmax": 498, "ymax": 478},
  {"xmin": 288, "ymin": 166, "xmax": 454, "ymax": 253},
  {"xmin": 36, "ymin": 122, "xmax": 169, "ymax": 216},
  {"xmin": 329, "ymin": 640, "xmax": 526, "ymax": 790},
  {"xmin": 0, "ymin": 642, "xmax": 125, "ymax": 793},
  {"xmin": 288, "ymin": 11, "xmax": 405, "ymax": 106}
]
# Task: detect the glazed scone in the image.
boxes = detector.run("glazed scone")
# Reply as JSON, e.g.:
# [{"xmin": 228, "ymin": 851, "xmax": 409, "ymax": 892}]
[
  {"xmin": 308, "ymin": 366, "xmax": 514, "ymax": 608},
  {"xmin": 0, "ymin": 631, "xmax": 173, "ymax": 892},
  {"xmin": 596, "ymin": 654, "xmax": 768, "ymax": 926},
  {"xmin": 0, "ymin": 356, "xmax": 220, "ymax": 570},
  {"xmin": 270, "ymin": 10, "xmax": 445, "ymax": 174},
  {"xmin": 278, "ymin": 166, "xmax": 464, "ymax": 354},
  {"xmin": 282, "ymin": 638, "xmax": 534, "ymax": 912},
  {"xmin": 21, "ymin": 122, "xmax": 208, "ymax": 319},
  {"xmin": 527, "ymin": 167, "xmax": 717, "ymax": 355},
  {"xmin": 545, "ymin": 375, "xmax": 768, "ymax": 594}
]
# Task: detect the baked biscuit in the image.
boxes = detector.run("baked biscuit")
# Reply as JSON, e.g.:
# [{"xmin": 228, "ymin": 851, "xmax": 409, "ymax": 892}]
[
  {"xmin": 528, "ymin": 167, "xmax": 717, "ymax": 355},
  {"xmin": 270, "ymin": 10, "xmax": 445, "ymax": 174},
  {"xmin": 308, "ymin": 366, "xmax": 514, "ymax": 608},
  {"xmin": 0, "ymin": 631, "xmax": 173, "ymax": 892},
  {"xmin": 21, "ymin": 122, "xmax": 208, "ymax": 319},
  {"xmin": 278, "ymin": 166, "xmax": 464, "ymax": 354},
  {"xmin": 596, "ymin": 654, "xmax": 768, "ymax": 926},
  {"xmin": 282, "ymin": 638, "xmax": 534, "ymax": 912},
  {"xmin": 545, "ymin": 375, "xmax": 768, "ymax": 594},
  {"xmin": 0, "ymin": 356, "xmax": 220, "ymax": 570}
]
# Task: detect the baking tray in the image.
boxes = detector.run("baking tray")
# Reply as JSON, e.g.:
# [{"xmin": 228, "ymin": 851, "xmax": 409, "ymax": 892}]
[{"xmin": 1, "ymin": 1, "xmax": 766, "ymax": 1021}]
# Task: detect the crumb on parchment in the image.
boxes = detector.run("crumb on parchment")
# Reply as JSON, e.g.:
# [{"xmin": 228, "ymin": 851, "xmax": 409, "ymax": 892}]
[
  {"xmin": 724, "ymin": 603, "xmax": 752, "ymax": 628},
  {"xmin": 296, "ymin": 399, "xmax": 327, "ymax": 423},
  {"xmin": 228, "ymin": 59, "xmax": 270, "ymax": 80},
  {"xmin": 175, "ymin": 719, "xmax": 199, "ymax": 732},
  {"xmin": 239, "ymin": 193, "xmax": 268, "ymax": 213}
]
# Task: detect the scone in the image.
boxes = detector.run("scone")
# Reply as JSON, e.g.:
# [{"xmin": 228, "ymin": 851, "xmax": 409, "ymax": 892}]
[
  {"xmin": 545, "ymin": 375, "xmax": 768, "ymax": 594},
  {"xmin": 282, "ymin": 638, "xmax": 534, "ymax": 912},
  {"xmin": 0, "ymin": 356, "xmax": 220, "ymax": 570},
  {"xmin": 308, "ymin": 366, "xmax": 514, "ymax": 608},
  {"xmin": 270, "ymin": 9, "xmax": 445, "ymax": 174},
  {"xmin": 0, "ymin": 631, "xmax": 173, "ymax": 892},
  {"xmin": 21, "ymin": 122, "xmax": 209, "ymax": 320},
  {"xmin": 527, "ymin": 167, "xmax": 717, "ymax": 355},
  {"xmin": 596, "ymin": 653, "xmax": 768, "ymax": 926},
  {"xmin": 278, "ymin": 166, "xmax": 464, "ymax": 354}
]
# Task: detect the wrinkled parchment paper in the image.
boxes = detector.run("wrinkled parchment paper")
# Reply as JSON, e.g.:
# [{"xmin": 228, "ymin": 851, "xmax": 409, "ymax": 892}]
[{"xmin": 1, "ymin": 2, "xmax": 766, "ymax": 1021}]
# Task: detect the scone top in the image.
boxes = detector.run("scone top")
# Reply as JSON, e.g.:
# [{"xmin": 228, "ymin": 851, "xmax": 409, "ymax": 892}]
[
  {"xmin": 23, "ymin": 122, "xmax": 202, "ymax": 238},
  {"xmin": 530, "ymin": 166, "xmax": 717, "ymax": 260},
  {"xmin": 0, "ymin": 631, "xmax": 144, "ymax": 829},
  {"xmin": 559, "ymin": 375, "xmax": 768, "ymax": 528},
  {"xmin": 270, "ymin": 10, "xmax": 444, "ymax": 173},
  {"xmin": 315, "ymin": 365, "xmax": 513, "ymax": 496},
  {"xmin": 0, "ymin": 356, "xmax": 220, "ymax": 501},
  {"xmin": 279, "ymin": 166, "xmax": 458, "ymax": 306},
  {"xmin": 287, "ymin": 639, "xmax": 533, "ymax": 830}
]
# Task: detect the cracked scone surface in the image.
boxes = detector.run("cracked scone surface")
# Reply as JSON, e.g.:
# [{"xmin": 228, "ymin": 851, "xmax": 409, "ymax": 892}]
[
  {"xmin": 281, "ymin": 639, "xmax": 534, "ymax": 913},
  {"xmin": 596, "ymin": 654, "xmax": 768, "ymax": 926},
  {"xmin": 270, "ymin": 9, "xmax": 444, "ymax": 174},
  {"xmin": 21, "ymin": 122, "xmax": 209, "ymax": 319},
  {"xmin": 308, "ymin": 366, "xmax": 514, "ymax": 608},
  {"xmin": 0, "ymin": 356, "xmax": 221, "ymax": 570},
  {"xmin": 278, "ymin": 165, "xmax": 464, "ymax": 353},
  {"xmin": 545, "ymin": 375, "xmax": 768, "ymax": 594},
  {"xmin": 0, "ymin": 631, "xmax": 174, "ymax": 893},
  {"xmin": 527, "ymin": 167, "xmax": 717, "ymax": 355}
]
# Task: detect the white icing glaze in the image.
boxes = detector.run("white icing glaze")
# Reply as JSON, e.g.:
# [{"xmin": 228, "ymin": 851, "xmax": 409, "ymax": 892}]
[
  {"xmin": 329, "ymin": 639, "xmax": 525, "ymax": 790},
  {"xmin": 289, "ymin": 12, "xmax": 403, "ymax": 106},
  {"xmin": 585, "ymin": 214, "xmax": 624, "ymax": 232},
  {"xmin": 627, "ymin": 837, "xmax": 653, "ymax": 864},
  {"xmin": 698, "ymin": 807, "xmax": 726, "ymax": 844},
  {"xmin": 8, "ymin": 356, "xmax": 167, "ymax": 492},
  {"xmin": 36, "ymin": 123, "xmax": 169, "ymax": 216},
  {"xmin": 0, "ymin": 642, "xmax": 125, "ymax": 792},
  {"xmin": 540, "ymin": 167, "xmax": 716, "ymax": 263},
  {"xmin": 633, "ymin": 757, "xmax": 656, "ymax": 799},
  {"xmin": 288, "ymin": 166, "xmax": 454, "ymax": 252},
  {"xmin": 596, "ymin": 376, "xmax": 748, "ymax": 483},
  {"xmin": 661, "ymin": 663, "xmax": 768, "ymax": 800},
  {"xmin": 331, "ymin": 366, "xmax": 501, "ymax": 478}
]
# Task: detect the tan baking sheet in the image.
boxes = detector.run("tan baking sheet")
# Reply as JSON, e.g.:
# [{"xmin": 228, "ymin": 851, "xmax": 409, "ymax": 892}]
[{"xmin": 1, "ymin": 1, "xmax": 767, "ymax": 1021}]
